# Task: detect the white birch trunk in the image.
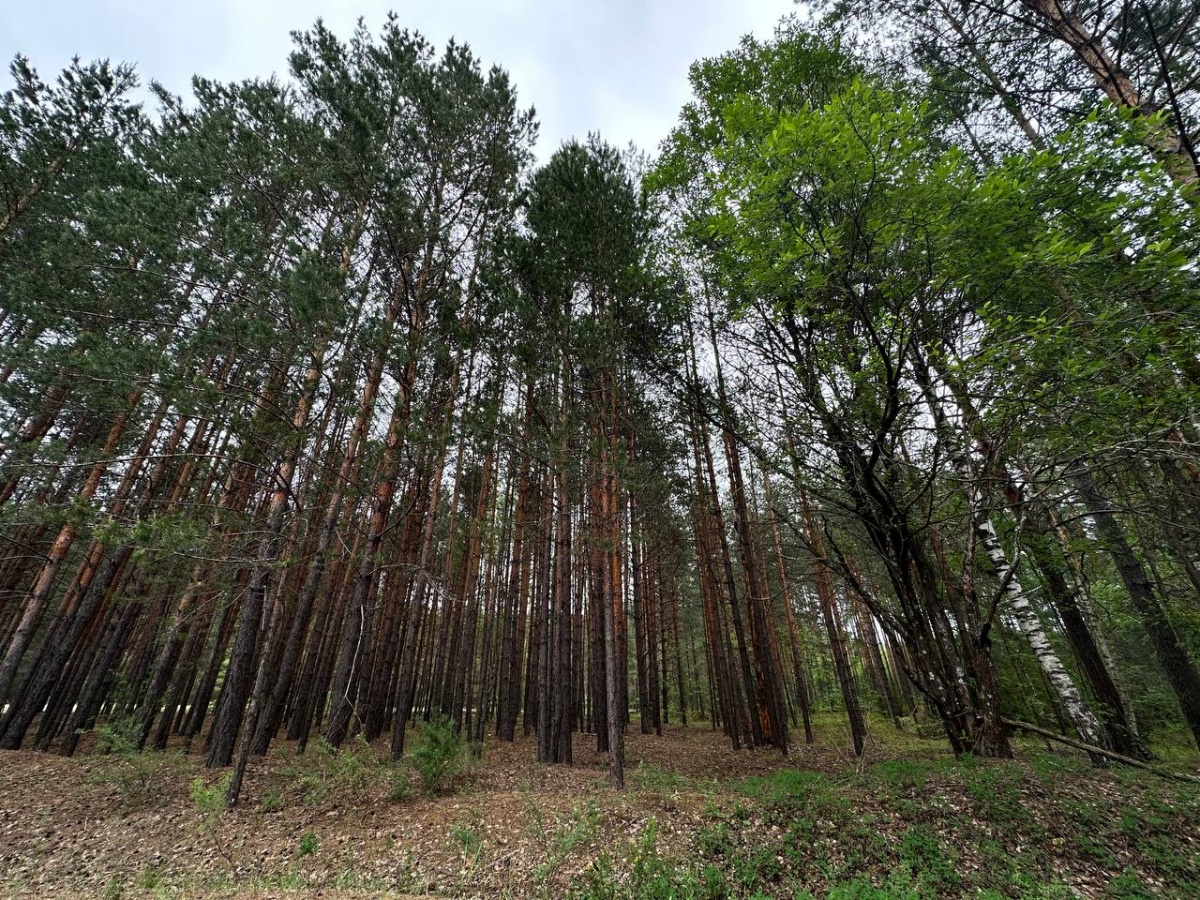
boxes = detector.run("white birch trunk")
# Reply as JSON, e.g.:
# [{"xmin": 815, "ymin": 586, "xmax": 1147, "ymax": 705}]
[
  {"xmin": 915, "ymin": 366, "xmax": 1110, "ymax": 753},
  {"xmin": 972, "ymin": 500, "xmax": 1108, "ymax": 750}
]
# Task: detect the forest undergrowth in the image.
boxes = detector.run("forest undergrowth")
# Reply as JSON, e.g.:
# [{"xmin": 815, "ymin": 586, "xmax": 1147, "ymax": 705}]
[{"xmin": 1, "ymin": 715, "xmax": 1197, "ymax": 900}]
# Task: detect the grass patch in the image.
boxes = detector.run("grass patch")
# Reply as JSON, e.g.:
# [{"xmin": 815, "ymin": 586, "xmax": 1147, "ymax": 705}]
[
  {"xmin": 297, "ymin": 830, "xmax": 319, "ymax": 857},
  {"xmin": 84, "ymin": 720, "xmax": 189, "ymax": 809},
  {"xmin": 535, "ymin": 800, "xmax": 602, "ymax": 883},
  {"xmin": 631, "ymin": 760, "xmax": 687, "ymax": 793},
  {"xmin": 601, "ymin": 750, "xmax": 1200, "ymax": 900}
]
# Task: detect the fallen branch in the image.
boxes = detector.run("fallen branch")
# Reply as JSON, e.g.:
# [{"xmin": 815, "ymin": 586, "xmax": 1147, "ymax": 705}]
[{"xmin": 1001, "ymin": 717, "xmax": 1200, "ymax": 784}]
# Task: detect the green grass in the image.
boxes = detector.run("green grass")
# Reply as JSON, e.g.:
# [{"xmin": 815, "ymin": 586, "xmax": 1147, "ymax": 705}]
[
  {"xmin": 564, "ymin": 744, "xmax": 1200, "ymax": 900},
  {"xmin": 297, "ymin": 830, "xmax": 319, "ymax": 857},
  {"xmin": 534, "ymin": 799, "xmax": 603, "ymax": 884},
  {"xmin": 630, "ymin": 760, "xmax": 688, "ymax": 793},
  {"xmin": 30, "ymin": 714, "xmax": 1200, "ymax": 899}
]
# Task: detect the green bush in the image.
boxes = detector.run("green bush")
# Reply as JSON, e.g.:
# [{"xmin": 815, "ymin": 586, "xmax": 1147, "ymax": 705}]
[
  {"xmin": 408, "ymin": 715, "xmax": 466, "ymax": 795},
  {"xmin": 387, "ymin": 769, "xmax": 413, "ymax": 803},
  {"xmin": 285, "ymin": 735, "xmax": 380, "ymax": 805},
  {"xmin": 94, "ymin": 717, "xmax": 140, "ymax": 755}
]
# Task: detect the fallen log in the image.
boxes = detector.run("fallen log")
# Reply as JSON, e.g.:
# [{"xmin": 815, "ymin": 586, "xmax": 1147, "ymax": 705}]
[{"xmin": 1002, "ymin": 717, "xmax": 1200, "ymax": 784}]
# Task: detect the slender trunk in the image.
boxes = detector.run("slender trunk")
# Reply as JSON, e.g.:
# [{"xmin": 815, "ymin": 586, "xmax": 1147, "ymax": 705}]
[
  {"xmin": 212, "ymin": 336, "xmax": 329, "ymax": 782},
  {"xmin": 801, "ymin": 492, "xmax": 866, "ymax": 756},
  {"xmin": 1074, "ymin": 467, "xmax": 1200, "ymax": 748}
]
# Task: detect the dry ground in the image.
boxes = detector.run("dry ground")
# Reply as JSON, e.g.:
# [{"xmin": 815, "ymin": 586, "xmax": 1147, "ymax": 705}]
[{"xmin": 1, "ymin": 717, "xmax": 1197, "ymax": 899}]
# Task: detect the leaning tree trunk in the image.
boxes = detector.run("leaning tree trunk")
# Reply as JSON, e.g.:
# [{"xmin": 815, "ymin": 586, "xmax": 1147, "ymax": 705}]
[
  {"xmin": 1017, "ymin": 0, "xmax": 1198, "ymax": 188},
  {"xmin": 1074, "ymin": 466, "xmax": 1200, "ymax": 748},
  {"xmin": 972, "ymin": 508, "xmax": 1108, "ymax": 756},
  {"xmin": 914, "ymin": 355, "xmax": 1108, "ymax": 756}
]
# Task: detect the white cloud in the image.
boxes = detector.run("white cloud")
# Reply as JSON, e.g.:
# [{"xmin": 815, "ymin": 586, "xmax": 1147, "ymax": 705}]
[{"xmin": 1, "ymin": 0, "xmax": 792, "ymax": 160}]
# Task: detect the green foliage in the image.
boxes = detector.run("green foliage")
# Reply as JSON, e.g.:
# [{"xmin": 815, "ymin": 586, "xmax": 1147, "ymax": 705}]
[
  {"xmin": 85, "ymin": 719, "xmax": 186, "ymax": 808},
  {"xmin": 407, "ymin": 715, "xmax": 467, "ymax": 795},
  {"xmin": 1029, "ymin": 751, "xmax": 1090, "ymax": 781},
  {"xmin": 135, "ymin": 865, "xmax": 164, "ymax": 890},
  {"xmin": 314, "ymin": 735, "xmax": 370, "ymax": 791},
  {"xmin": 1108, "ymin": 869, "xmax": 1156, "ymax": 899},
  {"xmin": 267, "ymin": 734, "xmax": 419, "ymax": 811},
  {"xmin": 821, "ymin": 875, "xmax": 921, "ymax": 899},
  {"xmin": 93, "ymin": 716, "xmax": 140, "ymax": 755},
  {"xmin": 259, "ymin": 786, "xmax": 284, "ymax": 812},
  {"xmin": 297, "ymin": 830, "xmax": 319, "ymax": 857},
  {"xmin": 650, "ymin": 13, "xmax": 1200, "ymax": 771},
  {"xmin": 4, "ymin": 14, "xmax": 1200, "ymax": 900},
  {"xmin": 962, "ymin": 761, "xmax": 1036, "ymax": 830},
  {"xmin": 569, "ymin": 819, "xmax": 726, "ymax": 900},
  {"xmin": 631, "ymin": 761, "xmax": 687, "ymax": 793},
  {"xmin": 189, "ymin": 773, "xmax": 231, "ymax": 823},
  {"xmin": 536, "ymin": 800, "xmax": 602, "ymax": 883},
  {"xmin": 190, "ymin": 772, "xmax": 236, "ymax": 871},
  {"xmin": 639, "ymin": 752, "xmax": 1200, "ymax": 899},
  {"xmin": 871, "ymin": 759, "xmax": 938, "ymax": 795},
  {"xmin": 733, "ymin": 768, "xmax": 832, "ymax": 806},
  {"xmin": 386, "ymin": 769, "xmax": 413, "ymax": 804},
  {"xmin": 278, "ymin": 735, "xmax": 378, "ymax": 806},
  {"xmin": 450, "ymin": 822, "xmax": 482, "ymax": 858},
  {"xmin": 898, "ymin": 825, "xmax": 960, "ymax": 895}
]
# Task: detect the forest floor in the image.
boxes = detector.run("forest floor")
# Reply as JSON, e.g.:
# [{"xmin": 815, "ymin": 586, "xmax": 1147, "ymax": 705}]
[{"xmin": 1, "ymin": 715, "xmax": 1198, "ymax": 900}]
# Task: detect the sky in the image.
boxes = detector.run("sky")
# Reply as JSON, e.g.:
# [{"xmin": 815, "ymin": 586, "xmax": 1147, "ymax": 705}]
[{"xmin": 0, "ymin": 0, "xmax": 794, "ymax": 160}]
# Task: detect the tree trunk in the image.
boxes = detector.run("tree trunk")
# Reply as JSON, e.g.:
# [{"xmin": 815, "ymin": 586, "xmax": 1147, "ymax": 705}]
[{"xmin": 1074, "ymin": 467, "xmax": 1200, "ymax": 748}]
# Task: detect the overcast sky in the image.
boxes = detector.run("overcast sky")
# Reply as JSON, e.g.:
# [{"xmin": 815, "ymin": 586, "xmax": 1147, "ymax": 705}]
[{"xmin": 1, "ymin": 1, "xmax": 794, "ymax": 160}]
